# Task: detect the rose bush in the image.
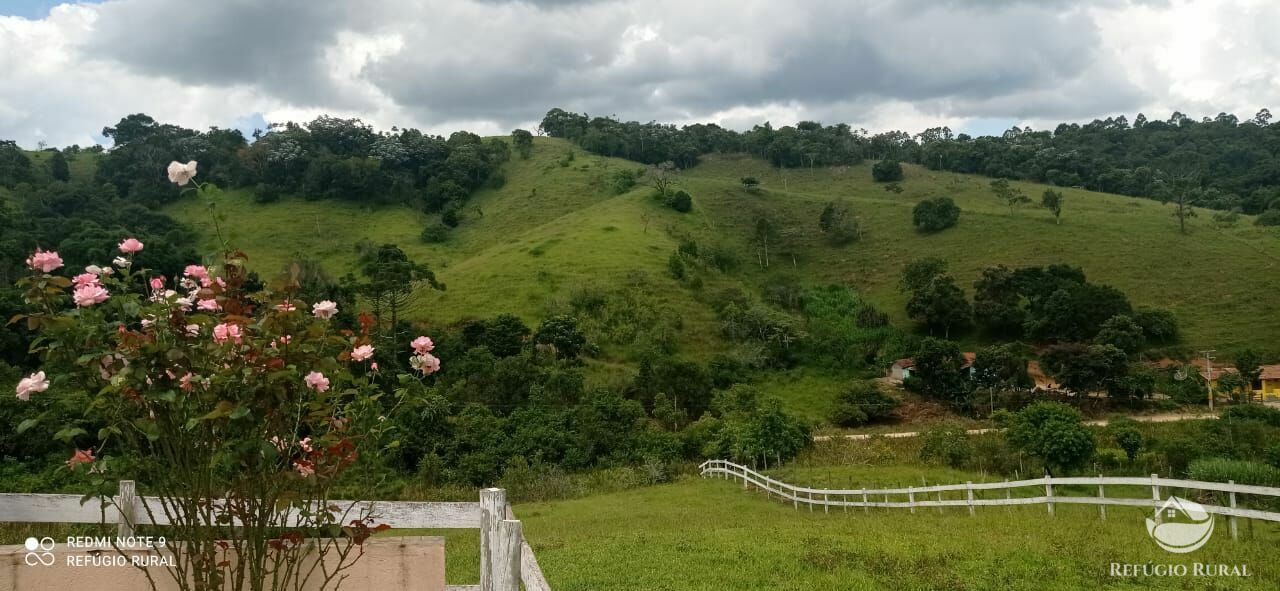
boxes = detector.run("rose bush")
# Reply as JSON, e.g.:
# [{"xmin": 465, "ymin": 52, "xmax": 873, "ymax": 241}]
[{"xmin": 13, "ymin": 163, "xmax": 440, "ymax": 591}]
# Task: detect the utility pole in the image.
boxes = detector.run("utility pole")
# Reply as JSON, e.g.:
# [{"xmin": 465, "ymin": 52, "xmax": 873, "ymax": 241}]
[{"xmin": 1201, "ymin": 350, "xmax": 1217, "ymax": 411}]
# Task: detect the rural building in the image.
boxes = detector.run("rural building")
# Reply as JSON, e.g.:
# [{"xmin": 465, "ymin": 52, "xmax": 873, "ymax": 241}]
[
  {"xmin": 889, "ymin": 353, "xmax": 977, "ymax": 382},
  {"xmin": 1198, "ymin": 363, "xmax": 1280, "ymax": 401}
]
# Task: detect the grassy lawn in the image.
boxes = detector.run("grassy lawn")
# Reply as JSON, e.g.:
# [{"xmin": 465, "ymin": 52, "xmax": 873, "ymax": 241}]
[{"xmin": 500, "ymin": 474, "xmax": 1279, "ymax": 590}]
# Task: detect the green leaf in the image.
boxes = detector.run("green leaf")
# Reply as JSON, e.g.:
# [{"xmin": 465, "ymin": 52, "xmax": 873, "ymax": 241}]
[
  {"xmin": 53, "ymin": 426, "xmax": 87, "ymax": 443},
  {"xmin": 229, "ymin": 405, "xmax": 252, "ymax": 420},
  {"xmin": 17, "ymin": 418, "xmax": 39, "ymax": 433}
]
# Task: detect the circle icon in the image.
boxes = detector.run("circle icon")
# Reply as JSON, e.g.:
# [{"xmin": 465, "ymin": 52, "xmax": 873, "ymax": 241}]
[{"xmin": 24, "ymin": 537, "xmax": 39, "ymax": 551}]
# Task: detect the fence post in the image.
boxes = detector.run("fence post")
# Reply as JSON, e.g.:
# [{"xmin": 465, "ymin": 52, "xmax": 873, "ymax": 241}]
[
  {"xmin": 1228, "ymin": 480, "xmax": 1239, "ymax": 541},
  {"xmin": 479, "ymin": 488, "xmax": 507, "ymax": 591},
  {"xmin": 823, "ymin": 493, "xmax": 829, "ymax": 514},
  {"xmin": 908, "ymin": 486, "xmax": 916, "ymax": 514},
  {"xmin": 966, "ymin": 481, "xmax": 975, "ymax": 517},
  {"xmin": 1098, "ymin": 475, "xmax": 1106, "ymax": 521},
  {"xmin": 1004, "ymin": 479, "xmax": 1011, "ymax": 513},
  {"xmin": 490, "ymin": 519, "xmax": 523, "ymax": 591},
  {"xmin": 1150, "ymin": 473, "xmax": 1160, "ymax": 504},
  {"xmin": 116, "ymin": 480, "xmax": 136, "ymax": 538},
  {"xmin": 1045, "ymin": 474, "xmax": 1054, "ymax": 516},
  {"xmin": 808, "ymin": 490, "xmax": 814, "ymax": 512},
  {"xmin": 862, "ymin": 489, "xmax": 868, "ymax": 514}
]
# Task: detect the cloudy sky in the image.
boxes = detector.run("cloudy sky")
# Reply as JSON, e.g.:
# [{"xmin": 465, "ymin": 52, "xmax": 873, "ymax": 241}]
[{"xmin": 1, "ymin": 0, "xmax": 1277, "ymax": 147}]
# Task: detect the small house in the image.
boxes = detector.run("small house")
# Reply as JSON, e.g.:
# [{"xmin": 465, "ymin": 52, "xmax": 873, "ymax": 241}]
[{"xmin": 888, "ymin": 353, "xmax": 977, "ymax": 382}]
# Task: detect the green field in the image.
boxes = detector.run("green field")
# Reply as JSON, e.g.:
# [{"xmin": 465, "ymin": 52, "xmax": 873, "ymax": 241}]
[{"xmin": 418, "ymin": 471, "xmax": 1276, "ymax": 590}]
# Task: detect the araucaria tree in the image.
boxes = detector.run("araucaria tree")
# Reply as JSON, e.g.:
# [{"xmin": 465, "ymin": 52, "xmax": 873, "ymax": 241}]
[{"xmin": 12, "ymin": 163, "xmax": 444, "ymax": 591}]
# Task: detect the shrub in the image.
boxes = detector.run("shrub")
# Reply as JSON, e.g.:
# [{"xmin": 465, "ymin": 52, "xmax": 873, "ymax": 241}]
[
  {"xmin": 1220, "ymin": 404, "xmax": 1280, "ymax": 427},
  {"xmin": 740, "ymin": 176, "xmax": 760, "ymax": 191},
  {"xmin": 829, "ymin": 382, "xmax": 899, "ymax": 427},
  {"xmin": 1003, "ymin": 401, "xmax": 1096, "ymax": 473},
  {"xmin": 667, "ymin": 190, "xmax": 693, "ymax": 212},
  {"xmin": 1187, "ymin": 458, "xmax": 1280, "ymax": 487},
  {"xmin": 1107, "ymin": 419, "xmax": 1144, "ymax": 461},
  {"xmin": 610, "ymin": 168, "xmax": 640, "ymax": 194},
  {"xmin": 420, "ymin": 223, "xmax": 451, "ymax": 243},
  {"xmin": 534, "ymin": 315, "xmax": 588, "ymax": 359},
  {"xmin": 1095, "ymin": 448, "xmax": 1127, "ymax": 471},
  {"xmin": 872, "ymin": 159, "xmax": 904, "ymax": 182},
  {"xmin": 856, "ymin": 305, "xmax": 890, "ymax": 328},
  {"xmin": 919, "ymin": 424, "xmax": 973, "ymax": 468},
  {"xmin": 667, "ymin": 251, "xmax": 687, "ymax": 279},
  {"xmin": 1093, "ymin": 315, "xmax": 1145, "ymax": 354},
  {"xmin": 1256, "ymin": 210, "xmax": 1280, "ymax": 226},
  {"xmin": 912, "ymin": 197, "xmax": 960, "ymax": 232}
]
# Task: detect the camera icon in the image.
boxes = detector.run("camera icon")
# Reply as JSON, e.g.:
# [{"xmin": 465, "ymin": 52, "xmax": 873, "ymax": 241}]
[{"xmin": 23, "ymin": 537, "xmax": 56, "ymax": 566}]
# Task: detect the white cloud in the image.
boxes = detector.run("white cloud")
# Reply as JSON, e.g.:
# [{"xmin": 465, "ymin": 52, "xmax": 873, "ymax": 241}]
[{"xmin": 0, "ymin": 0, "xmax": 1277, "ymax": 148}]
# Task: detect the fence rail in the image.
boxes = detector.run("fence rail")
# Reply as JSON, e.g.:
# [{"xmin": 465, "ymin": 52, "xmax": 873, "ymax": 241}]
[
  {"xmin": 699, "ymin": 459, "xmax": 1280, "ymax": 537},
  {"xmin": 0, "ymin": 483, "xmax": 549, "ymax": 591}
]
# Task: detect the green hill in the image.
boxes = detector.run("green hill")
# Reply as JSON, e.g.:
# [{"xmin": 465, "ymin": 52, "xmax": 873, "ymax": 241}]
[{"xmin": 167, "ymin": 136, "xmax": 1280, "ymax": 353}]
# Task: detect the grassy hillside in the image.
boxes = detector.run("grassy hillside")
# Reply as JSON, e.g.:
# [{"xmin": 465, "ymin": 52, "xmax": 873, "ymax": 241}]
[
  {"xmin": 166, "ymin": 137, "xmax": 1280, "ymax": 355},
  {"xmin": 416, "ymin": 470, "xmax": 1278, "ymax": 590}
]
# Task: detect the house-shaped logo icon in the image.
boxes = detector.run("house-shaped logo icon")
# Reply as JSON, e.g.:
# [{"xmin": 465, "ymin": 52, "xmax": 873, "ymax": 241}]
[{"xmin": 1145, "ymin": 496, "xmax": 1214, "ymax": 553}]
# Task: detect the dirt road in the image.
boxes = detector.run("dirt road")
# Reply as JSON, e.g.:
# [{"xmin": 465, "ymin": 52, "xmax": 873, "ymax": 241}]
[{"xmin": 813, "ymin": 412, "xmax": 1218, "ymax": 442}]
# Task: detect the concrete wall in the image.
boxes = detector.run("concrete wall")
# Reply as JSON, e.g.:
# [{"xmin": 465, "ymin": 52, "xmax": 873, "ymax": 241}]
[{"xmin": 0, "ymin": 536, "xmax": 445, "ymax": 591}]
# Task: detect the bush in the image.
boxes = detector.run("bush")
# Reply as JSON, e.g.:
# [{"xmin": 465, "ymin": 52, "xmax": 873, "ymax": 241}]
[
  {"xmin": 667, "ymin": 252, "xmax": 686, "ymax": 279},
  {"xmin": 1107, "ymin": 418, "xmax": 1144, "ymax": 461},
  {"xmin": 1187, "ymin": 458, "xmax": 1280, "ymax": 487},
  {"xmin": 919, "ymin": 424, "xmax": 973, "ymax": 468},
  {"xmin": 1003, "ymin": 401, "xmax": 1096, "ymax": 473},
  {"xmin": 667, "ymin": 190, "xmax": 693, "ymax": 212},
  {"xmin": 610, "ymin": 168, "xmax": 640, "ymax": 194},
  {"xmin": 1093, "ymin": 315, "xmax": 1145, "ymax": 354},
  {"xmin": 1095, "ymin": 448, "xmax": 1127, "ymax": 471},
  {"xmin": 420, "ymin": 223, "xmax": 451, "ymax": 243},
  {"xmin": 872, "ymin": 159, "xmax": 904, "ymax": 182},
  {"xmin": 829, "ymin": 382, "xmax": 899, "ymax": 427},
  {"xmin": 1256, "ymin": 210, "xmax": 1280, "ymax": 226},
  {"xmin": 912, "ymin": 197, "xmax": 960, "ymax": 233},
  {"xmin": 1132, "ymin": 308, "xmax": 1179, "ymax": 344},
  {"xmin": 1220, "ymin": 404, "xmax": 1280, "ymax": 427}
]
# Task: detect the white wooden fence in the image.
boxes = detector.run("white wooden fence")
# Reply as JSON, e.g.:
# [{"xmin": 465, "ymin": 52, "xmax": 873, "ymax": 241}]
[
  {"xmin": 0, "ymin": 483, "xmax": 549, "ymax": 591},
  {"xmin": 700, "ymin": 459, "xmax": 1280, "ymax": 540}
]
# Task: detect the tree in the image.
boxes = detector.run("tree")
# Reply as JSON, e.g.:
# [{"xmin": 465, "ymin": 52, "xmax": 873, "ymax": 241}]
[
  {"xmin": 908, "ymin": 338, "xmax": 972, "ymax": 409},
  {"xmin": 817, "ymin": 201, "xmax": 861, "ymax": 245},
  {"xmin": 511, "ymin": 129, "xmax": 534, "ymax": 159},
  {"xmin": 829, "ymin": 382, "xmax": 899, "ymax": 427},
  {"xmin": 991, "ymin": 178, "xmax": 1030, "ymax": 214},
  {"xmin": 49, "ymin": 150, "xmax": 70, "ymax": 182},
  {"xmin": 1236, "ymin": 349, "xmax": 1264, "ymax": 392},
  {"xmin": 1162, "ymin": 175, "xmax": 1200, "ymax": 234},
  {"xmin": 647, "ymin": 161, "xmax": 678, "ymax": 197},
  {"xmin": 1093, "ymin": 315, "xmax": 1145, "ymax": 354},
  {"xmin": 972, "ymin": 344, "xmax": 1032, "ymax": 390},
  {"xmin": 1041, "ymin": 189, "xmax": 1064, "ymax": 224},
  {"xmin": 534, "ymin": 315, "xmax": 588, "ymax": 359},
  {"xmin": 740, "ymin": 176, "xmax": 761, "ymax": 191},
  {"xmin": 1041, "ymin": 343, "xmax": 1128, "ymax": 394},
  {"xmin": 905, "ymin": 274, "xmax": 971, "ymax": 337},
  {"xmin": 1132, "ymin": 308, "xmax": 1179, "ymax": 344},
  {"xmin": 1002, "ymin": 401, "xmax": 1096, "ymax": 473},
  {"xmin": 872, "ymin": 159, "xmax": 904, "ymax": 182},
  {"xmin": 751, "ymin": 216, "xmax": 780, "ymax": 269},
  {"xmin": 899, "ymin": 257, "xmax": 948, "ymax": 294},
  {"xmin": 359, "ymin": 244, "xmax": 442, "ymax": 357},
  {"xmin": 1107, "ymin": 418, "xmax": 1144, "ymax": 461},
  {"xmin": 972, "ymin": 265, "xmax": 1025, "ymax": 336},
  {"xmin": 912, "ymin": 197, "xmax": 961, "ymax": 232}
]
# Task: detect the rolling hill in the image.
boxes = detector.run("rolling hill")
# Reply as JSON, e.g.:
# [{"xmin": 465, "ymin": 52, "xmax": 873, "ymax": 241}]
[{"xmin": 166, "ymin": 136, "xmax": 1280, "ymax": 354}]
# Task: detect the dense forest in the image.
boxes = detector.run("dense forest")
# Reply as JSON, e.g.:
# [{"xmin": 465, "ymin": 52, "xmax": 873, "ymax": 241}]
[{"xmin": 540, "ymin": 108, "xmax": 1280, "ymax": 214}]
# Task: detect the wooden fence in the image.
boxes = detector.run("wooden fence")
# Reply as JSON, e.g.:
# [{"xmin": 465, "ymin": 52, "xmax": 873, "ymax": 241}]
[
  {"xmin": 700, "ymin": 459, "xmax": 1280, "ymax": 539},
  {"xmin": 0, "ymin": 483, "xmax": 549, "ymax": 591}
]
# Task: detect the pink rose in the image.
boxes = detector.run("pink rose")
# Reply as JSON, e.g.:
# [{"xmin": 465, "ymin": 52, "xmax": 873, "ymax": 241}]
[
  {"xmin": 304, "ymin": 371, "xmax": 330, "ymax": 392},
  {"xmin": 149, "ymin": 276, "xmax": 165, "ymax": 290},
  {"xmin": 185, "ymin": 324, "xmax": 200, "ymax": 337},
  {"xmin": 213, "ymin": 322, "xmax": 242, "ymax": 344},
  {"xmin": 118, "ymin": 237, "xmax": 144, "ymax": 254},
  {"xmin": 294, "ymin": 459, "xmax": 315, "ymax": 478},
  {"xmin": 15, "ymin": 371, "xmax": 49, "ymax": 401},
  {"xmin": 274, "ymin": 301, "xmax": 296, "ymax": 312},
  {"xmin": 410, "ymin": 353, "xmax": 441, "ymax": 375},
  {"xmin": 410, "ymin": 336, "xmax": 435, "ymax": 355},
  {"xmin": 66, "ymin": 449, "xmax": 96, "ymax": 471},
  {"xmin": 167, "ymin": 160, "xmax": 198, "ymax": 186},
  {"xmin": 197, "ymin": 298, "xmax": 220, "ymax": 312},
  {"xmin": 350, "ymin": 344, "xmax": 375, "ymax": 362},
  {"xmin": 179, "ymin": 373, "xmax": 194, "ymax": 391},
  {"xmin": 73, "ymin": 284, "xmax": 110, "ymax": 307},
  {"xmin": 312, "ymin": 300, "xmax": 338, "ymax": 320},
  {"xmin": 183, "ymin": 265, "xmax": 209, "ymax": 280},
  {"xmin": 299, "ymin": 437, "xmax": 314, "ymax": 453},
  {"xmin": 26, "ymin": 249, "xmax": 63, "ymax": 273},
  {"xmin": 72, "ymin": 272, "xmax": 100, "ymax": 287}
]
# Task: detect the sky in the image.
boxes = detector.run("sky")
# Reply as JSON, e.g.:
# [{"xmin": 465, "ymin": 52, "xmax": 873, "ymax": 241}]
[{"xmin": 0, "ymin": 0, "xmax": 1277, "ymax": 148}]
